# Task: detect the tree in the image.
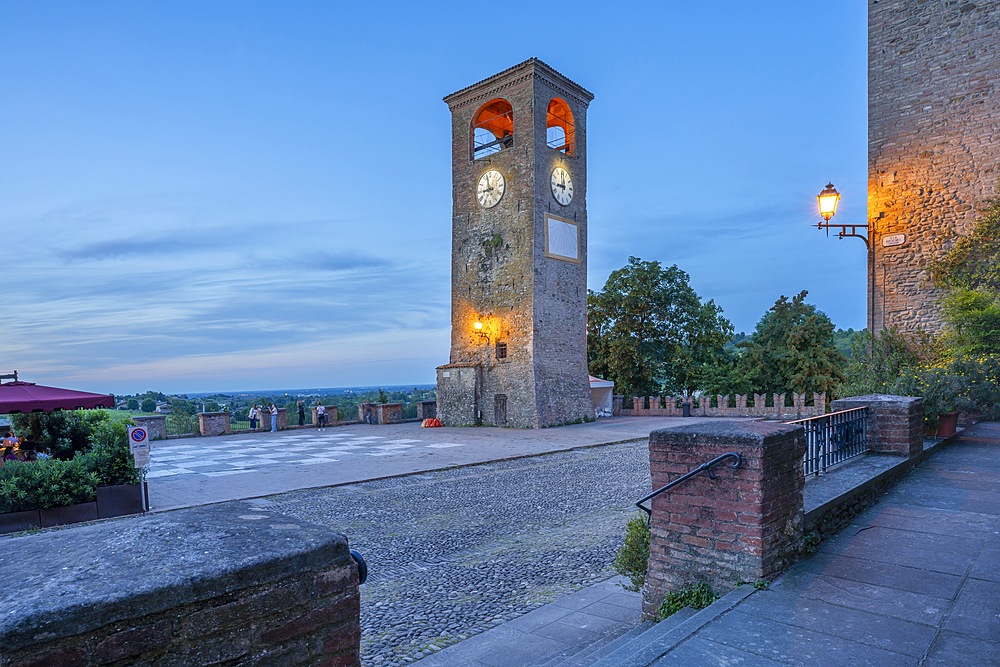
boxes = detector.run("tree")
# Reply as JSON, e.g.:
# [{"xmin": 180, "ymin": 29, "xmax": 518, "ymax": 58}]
[
  {"xmin": 127, "ymin": 398, "xmax": 139, "ymax": 411},
  {"xmin": 140, "ymin": 398, "xmax": 157, "ymax": 413},
  {"xmin": 587, "ymin": 257, "xmax": 733, "ymax": 397},
  {"xmin": 735, "ymin": 291, "xmax": 846, "ymax": 396}
]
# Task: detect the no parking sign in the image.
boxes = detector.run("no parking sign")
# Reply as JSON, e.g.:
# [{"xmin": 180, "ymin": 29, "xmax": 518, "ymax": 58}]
[{"xmin": 128, "ymin": 426, "xmax": 151, "ymax": 468}]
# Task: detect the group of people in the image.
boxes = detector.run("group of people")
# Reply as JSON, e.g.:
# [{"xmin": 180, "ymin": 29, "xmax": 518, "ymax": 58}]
[
  {"xmin": 246, "ymin": 401, "xmax": 328, "ymax": 431},
  {"xmin": 1, "ymin": 431, "xmax": 46, "ymax": 465}
]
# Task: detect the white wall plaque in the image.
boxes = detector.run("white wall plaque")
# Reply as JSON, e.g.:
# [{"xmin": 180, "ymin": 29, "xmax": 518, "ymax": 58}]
[
  {"xmin": 882, "ymin": 233, "xmax": 907, "ymax": 247},
  {"xmin": 545, "ymin": 214, "xmax": 580, "ymax": 263}
]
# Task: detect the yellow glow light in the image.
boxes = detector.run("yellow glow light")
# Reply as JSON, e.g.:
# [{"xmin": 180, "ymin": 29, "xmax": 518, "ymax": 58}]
[{"xmin": 817, "ymin": 183, "xmax": 841, "ymax": 222}]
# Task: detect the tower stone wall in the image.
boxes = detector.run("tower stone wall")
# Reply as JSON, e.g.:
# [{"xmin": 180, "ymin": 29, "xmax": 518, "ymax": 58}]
[
  {"xmin": 437, "ymin": 59, "xmax": 595, "ymax": 428},
  {"xmin": 869, "ymin": 0, "xmax": 1000, "ymax": 333}
]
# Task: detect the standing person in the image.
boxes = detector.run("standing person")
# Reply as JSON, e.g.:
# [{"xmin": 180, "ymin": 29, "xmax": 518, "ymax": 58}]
[
  {"xmin": 316, "ymin": 402, "xmax": 326, "ymax": 431},
  {"xmin": 270, "ymin": 403, "xmax": 278, "ymax": 432},
  {"xmin": 297, "ymin": 401, "xmax": 305, "ymax": 427},
  {"xmin": 249, "ymin": 405, "xmax": 259, "ymax": 430}
]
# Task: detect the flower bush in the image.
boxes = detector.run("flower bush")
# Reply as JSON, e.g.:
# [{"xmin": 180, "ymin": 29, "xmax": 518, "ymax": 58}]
[{"xmin": 892, "ymin": 354, "xmax": 1000, "ymax": 428}]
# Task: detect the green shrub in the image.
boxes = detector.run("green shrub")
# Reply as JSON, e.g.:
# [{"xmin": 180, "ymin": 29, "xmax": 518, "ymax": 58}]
[
  {"xmin": 613, "ymin": 514, "xmax": 651, "ymax": 592},
  {"xmin": 0, "ymin": 459, "xmax": 99, "ymax": 512},
  {"xmin": 656, "ymin": 582, "xmax": 718, "ymax": 620},
  {"xmin": 0, "ymin": 412, "xmax": 137, "ymax": 513}
]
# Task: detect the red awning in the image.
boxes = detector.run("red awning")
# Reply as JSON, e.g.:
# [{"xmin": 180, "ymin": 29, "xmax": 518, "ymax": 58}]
[{"xmin": 0, "ymin": 381, "xmax": 114, "ymax": 413}]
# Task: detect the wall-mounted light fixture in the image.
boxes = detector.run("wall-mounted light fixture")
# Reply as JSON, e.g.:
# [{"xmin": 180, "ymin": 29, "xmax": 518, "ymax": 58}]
[
  {"xmin": 473, "ymin": 320, "xmax": 490, "ymax": 344},
  {"xmin": 815, "ymin": 183, "xmax": 869, "ymax": 247}
]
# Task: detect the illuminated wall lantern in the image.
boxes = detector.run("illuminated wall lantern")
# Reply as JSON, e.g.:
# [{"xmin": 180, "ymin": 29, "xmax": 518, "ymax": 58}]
[{"xmin": 817, "ymin": 183, "xmax": 841, "ymax": 222}]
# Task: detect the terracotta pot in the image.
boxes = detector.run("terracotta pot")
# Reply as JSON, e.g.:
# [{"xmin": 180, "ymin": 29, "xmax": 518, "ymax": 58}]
[{"xmin": 935, "ymin": 411, "xmax": 960, "ymax": 438}]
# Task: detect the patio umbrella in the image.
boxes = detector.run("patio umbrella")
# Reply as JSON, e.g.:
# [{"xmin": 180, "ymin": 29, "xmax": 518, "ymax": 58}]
[{"xmin": 0, "ymin": 381, "xmax": 114, "ymax": 414}]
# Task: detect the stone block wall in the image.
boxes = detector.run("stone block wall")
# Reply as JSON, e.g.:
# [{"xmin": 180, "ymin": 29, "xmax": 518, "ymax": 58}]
[
  {"xmin": 869, "ymin": 1, "xmax": 1000, "ymax": 334},
  {"xmin": 831, "ymin": 394, "xmax": 923, "ymax": 459},
  {"xmin": 417, "ymin": 401, "xmax": 437, "ymax": 419},
  {"xmin": 0, "ymin": 502, "xmax": 361, "ymax": 666},
  {"xmin": 643, "ymin": 421, "xmax": 806, "ymax": 617},
  {"xmin": 198, "ymin": 411, "xmax": 231, "ymax": 437},
  {"xmin": 133, "ymin": 415, "xmax": 167, "ymax": 440}
]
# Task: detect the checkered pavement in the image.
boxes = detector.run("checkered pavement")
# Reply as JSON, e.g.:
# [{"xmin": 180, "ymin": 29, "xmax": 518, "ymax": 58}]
[{"xmin": 147, "ymin": 431, "xmax": 467, "ymax": 479}]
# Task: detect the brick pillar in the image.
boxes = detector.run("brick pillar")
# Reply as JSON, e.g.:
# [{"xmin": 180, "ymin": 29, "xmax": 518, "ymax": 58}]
[
  {"xmin": 312, "ymin": 406, "xmax": 338, "ymax": 426},
  {"xmin": 830, "ymin": 394, "xmax": 923, "ymax": 459},
  {"xmin": 133, "ymin": 415, "xmax": 167, "ymax": 441},
  {"xmin": 643, "ymin": 421, "xmax": 806, "ymax": 617},
  {"xmin": 198, "ymin": 412, "xmax": 231, "ymax": 436}
]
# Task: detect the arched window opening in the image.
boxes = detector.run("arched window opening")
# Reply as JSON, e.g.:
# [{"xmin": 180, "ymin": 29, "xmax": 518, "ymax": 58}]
[
  {"xmin": 472, "ymin": 99, "xmax": 514, "ymax": 160},
  {"xmin": 546, "ymin": 98, "xmax": 575, "ymax": 155}
]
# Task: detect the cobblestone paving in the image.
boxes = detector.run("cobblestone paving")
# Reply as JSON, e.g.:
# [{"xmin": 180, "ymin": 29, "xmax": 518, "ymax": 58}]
[{"xmin": 263, "ymin": 439, "xmax": 652, "ymax": 666}]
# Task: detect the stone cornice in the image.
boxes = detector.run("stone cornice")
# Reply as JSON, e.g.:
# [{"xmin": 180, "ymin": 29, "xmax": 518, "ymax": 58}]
[{"xmin": 443, "ymin": 57, "xmax": 594, "ymax": 112}]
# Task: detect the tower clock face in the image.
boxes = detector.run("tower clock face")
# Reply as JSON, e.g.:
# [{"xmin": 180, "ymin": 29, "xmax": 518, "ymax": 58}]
[
  {"xmin": 551, "ymin": 167, "xmax": 573, "ymax": 206},
  {"xmin": 477, "ymin": 170, "xmax": 506, "ymax": 208}
]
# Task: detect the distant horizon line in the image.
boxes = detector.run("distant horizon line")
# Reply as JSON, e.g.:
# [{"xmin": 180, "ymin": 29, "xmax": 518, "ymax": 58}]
[{"xmin": 118, "ymin": 383, "xmax": 438, "ymax": 398}]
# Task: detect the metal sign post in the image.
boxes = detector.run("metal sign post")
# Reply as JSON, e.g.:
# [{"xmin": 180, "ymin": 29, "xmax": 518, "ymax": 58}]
[{"xmin": 128, "ymin": 426, "xmax": 151, "ymax": 512}]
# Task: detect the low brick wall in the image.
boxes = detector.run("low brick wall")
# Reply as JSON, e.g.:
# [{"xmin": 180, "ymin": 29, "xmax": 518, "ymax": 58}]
[
  {"xmin": 643, "ymin": 421, "xmax": 806, "ymax": 617},
  {"xmin": 0, "ymin": 502, "xmax": 361, "ymax": 666},
  {"xmin": 198, "ymin": 411, "xmax": 231, "ymax": 436},
  {"xmin": 312, "ymin": 405, "xmax": 339, "ymax": 426},
  {"xmin": 616, "ymin": 392, "xmax": 826, "ymax": 419},
  {"xmin": 133, "ymin": 415, "xmax": 167, "ymax": 441}
]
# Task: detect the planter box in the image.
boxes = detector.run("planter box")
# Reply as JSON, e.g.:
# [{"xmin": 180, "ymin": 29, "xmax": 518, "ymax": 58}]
[
  {"xmin": 0, "ymin": 509, "xmax": 41, "ymax": 535},
  {"xmin": 39, "ymin": 502, "xmax": 99, "ymax": 528},
  {"xmin": 97, "ymin": 483, "xmax": 148, "ymax": 519}
]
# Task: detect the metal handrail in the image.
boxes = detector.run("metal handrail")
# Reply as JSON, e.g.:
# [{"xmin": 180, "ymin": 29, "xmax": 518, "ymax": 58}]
[{"xmin": 635, "ymin": 452, "xmax": 743, "ymax": 518}]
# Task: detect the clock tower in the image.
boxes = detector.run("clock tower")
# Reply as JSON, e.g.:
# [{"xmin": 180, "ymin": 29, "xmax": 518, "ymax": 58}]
[{"xmin": 436, "ymin": 58, "xmax": 595, "ymax": 428}]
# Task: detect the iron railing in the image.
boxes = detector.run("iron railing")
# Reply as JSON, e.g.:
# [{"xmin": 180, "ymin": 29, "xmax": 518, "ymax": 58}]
[
  {"xmin": 635, "ymin": 452, "xmax": 743, "ymax": 518},
  {"xmin": 790, "ymin": 407, "xmax": 868, "ymax": 476}
]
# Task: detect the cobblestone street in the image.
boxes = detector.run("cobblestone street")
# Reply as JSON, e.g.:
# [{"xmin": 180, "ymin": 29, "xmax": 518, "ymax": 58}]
[{"xmin": 262, "ymin": 439, "xmax": 651, "ymax": 666}]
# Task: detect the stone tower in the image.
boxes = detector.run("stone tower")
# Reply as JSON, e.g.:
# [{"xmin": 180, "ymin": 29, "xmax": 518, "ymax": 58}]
[
  {"xmin": 869, "ymin": 1, "xmax": 1000, "ymax": 334},
  {"xmin": 436, "ymin": 59, "xmax": 595, "ymax": 428}
]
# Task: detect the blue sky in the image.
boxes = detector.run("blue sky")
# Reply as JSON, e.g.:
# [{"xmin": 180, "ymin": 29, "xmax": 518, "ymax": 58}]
[{"xmin": 1, "ymin": 2, "xmax": 868, "ymax": 395}]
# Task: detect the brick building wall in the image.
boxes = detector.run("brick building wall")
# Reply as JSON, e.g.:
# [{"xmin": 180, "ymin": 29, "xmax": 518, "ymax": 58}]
[{"xmin": 869, "ymin": 0, "xmax": 1000, "ymax": 333}]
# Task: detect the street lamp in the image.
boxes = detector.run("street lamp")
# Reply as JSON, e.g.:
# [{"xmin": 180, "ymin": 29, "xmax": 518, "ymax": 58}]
[
  {"xmin": 817, "ymin": 183, "xmax": 840, "ymax": 222},
  {"xmin": 815, "ymin": 182, "xmax": 869, "ymax": 247}
]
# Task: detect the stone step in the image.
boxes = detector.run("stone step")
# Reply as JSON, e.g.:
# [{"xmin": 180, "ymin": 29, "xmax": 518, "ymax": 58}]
[{"xmin": 579, "ymin": 584, "xmax": 756, "ymax": 667}]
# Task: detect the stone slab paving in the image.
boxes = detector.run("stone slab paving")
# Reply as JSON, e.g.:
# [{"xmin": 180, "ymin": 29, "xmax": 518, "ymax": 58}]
[{"xmin": 643, "ymin": 420, "xmax": 1000, "ymax": 666}]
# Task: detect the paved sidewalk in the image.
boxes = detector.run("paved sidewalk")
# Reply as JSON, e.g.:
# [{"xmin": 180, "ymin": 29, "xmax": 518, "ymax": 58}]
[
  {"xmin": 406, "ymin": 421, "xmax": 1000, "ymax": 666},
  {"xmin": 147, "ymin": 416, "xmax": 726, "ymax": 511},
  {"xmin": 408, "ymin": 577, "xmax": 643, "ymax": 667}
]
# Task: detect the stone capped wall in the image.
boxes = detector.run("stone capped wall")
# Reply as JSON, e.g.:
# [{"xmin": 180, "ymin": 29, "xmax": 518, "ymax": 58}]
[
  {"xmin": 0, "ymin": 501, "xmax": 361, "ymax": 666},
  {"xmin": 869, "ymin": 0, "xmax": 1000, "ymax": 333}
]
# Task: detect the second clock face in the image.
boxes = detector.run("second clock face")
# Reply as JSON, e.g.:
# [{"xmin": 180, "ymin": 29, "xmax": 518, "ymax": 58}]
[
  {"xmin": 477, "ymin": 170, "xmax": 505, "ymax": 208},
  {"xmin": 551, "ymin": 167, "xmax": 573, "ymax": 206}
]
